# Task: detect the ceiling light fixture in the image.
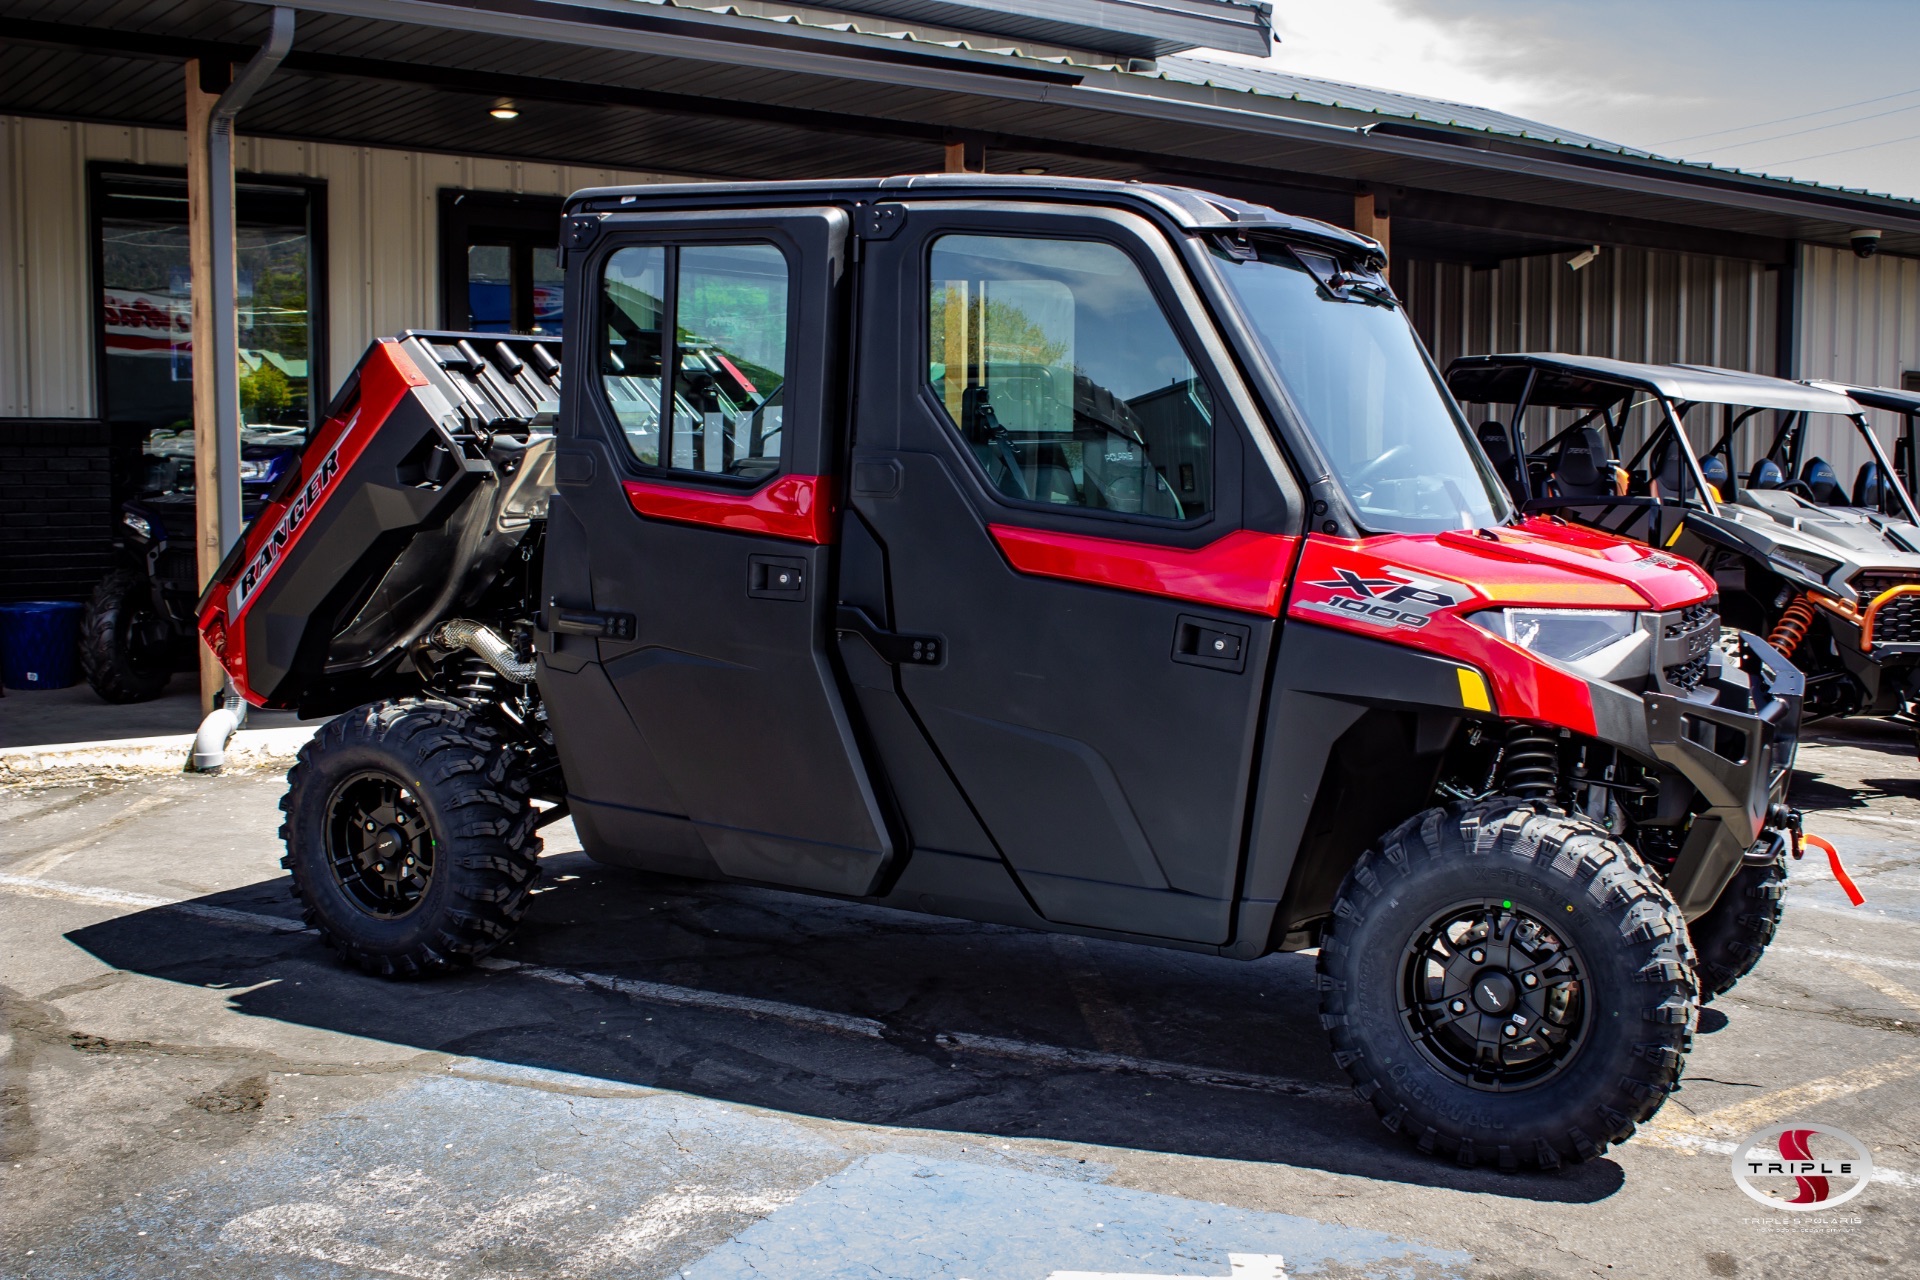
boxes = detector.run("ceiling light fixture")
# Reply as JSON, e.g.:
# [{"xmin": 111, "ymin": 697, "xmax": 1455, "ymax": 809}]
[
  {"xmin": 490, "ymin": 101, "xmax": 520, "ymax": 120},
  {"xmin": 1021, "ymin": 167, "xmax": 1047, "ymax": 175}
]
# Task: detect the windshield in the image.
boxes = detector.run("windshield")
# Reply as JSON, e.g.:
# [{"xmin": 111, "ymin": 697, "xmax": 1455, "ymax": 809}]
[{"xmin": 1212, "ymin": 242, "xmax": 1510, "ymax": 533}]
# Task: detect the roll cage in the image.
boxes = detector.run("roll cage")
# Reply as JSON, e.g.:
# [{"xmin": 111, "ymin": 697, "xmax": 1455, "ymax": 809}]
[{"xmin": 1446, "ymin": 353, "xmax": 1918, "ymax": 530}]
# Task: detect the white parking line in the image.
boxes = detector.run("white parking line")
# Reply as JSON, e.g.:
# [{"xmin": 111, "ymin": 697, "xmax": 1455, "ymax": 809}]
[
  {"xmin": 0, "ymin": 873, "xmax": 307, "ymax": 933},
  {"xmin": 0, "ymin": 874, "xmax": 1346, "ymax": 1100}
]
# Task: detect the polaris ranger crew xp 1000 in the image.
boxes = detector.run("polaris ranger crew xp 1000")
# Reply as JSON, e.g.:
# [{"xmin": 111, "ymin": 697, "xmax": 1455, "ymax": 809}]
[{"xmin": 200, "ymin": 177, "xmax": 1806, "ymax": 1171}]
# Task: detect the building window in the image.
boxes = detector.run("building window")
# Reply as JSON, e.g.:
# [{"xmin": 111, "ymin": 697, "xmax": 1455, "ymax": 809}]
[
  {"xmin": 928, "ymin": 234, "xmax": 1211, "ymax": 521},
  {"xmin": 92, "ymin": 167, "xmax": 324, "ymax": 438},
  {"xmin": 599, "ymin": 242, "xmax": 789, "ymax": 480},
  {"xmin": 440, "ymin": 191, "xmax": 565, "ymax": 335}
]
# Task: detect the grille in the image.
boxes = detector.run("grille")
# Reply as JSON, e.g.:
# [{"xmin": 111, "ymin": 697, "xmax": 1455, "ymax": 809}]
[
  {"xmin": 1662, "ymin": 602, "xmax": 1718, "ymax": 691},
  {"xmin": 1853, "ymin": 569, "xmax": 1920, "ymax": 599},
  {"xmin": 1872, "ymin": 593, "xmax": 1920, "ymax": 645},
  {"xmin": 1854, "ymin": 570, "xmax": 1920, "ymax": 647},
  {"xmin": 155, "ymin": 546, "xmax": 199, "ymax": 589},
  {"xmin": 1665, "ymin": 602, "xmax": 1716, "ymax": 639},
  {"xmin": 1663, "ymin": 652, "xmax": 1711, "ymax": 690}
]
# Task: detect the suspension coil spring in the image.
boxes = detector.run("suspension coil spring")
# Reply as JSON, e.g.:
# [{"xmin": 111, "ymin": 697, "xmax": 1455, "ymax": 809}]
[
  {"xmin": 457, "ymin": 654, "xmax": 499, "ymax": 700},
  {"xmin": 1768, "ymin": 593, "xmax": 1816, "ymax": 658},
  {"xmin": 1500, "ymin": 724, "xmax": 1560, "ymax": 801}
]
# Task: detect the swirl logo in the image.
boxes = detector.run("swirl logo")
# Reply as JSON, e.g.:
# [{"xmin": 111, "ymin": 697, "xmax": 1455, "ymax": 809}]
[{"xmin": 1731, "ymin": 1123, "xmax": 1874, "ymax": 1211}]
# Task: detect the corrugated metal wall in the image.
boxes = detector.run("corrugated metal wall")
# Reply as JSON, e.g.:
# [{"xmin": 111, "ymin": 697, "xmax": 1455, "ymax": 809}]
[
  {"xmin": 1798, "ymin": 243, "xmax": 1920, "ymax": 477},
  {"xmin": 0, "ymin": 114, "xmax": 676, "ymax": 418},
  {"xmin": 1403, "ymin": 244, "xmax": 1920, "ymax": 485},
  {"xmin": 1400, "ymin": 246, "xmax": 1785, "ymax": 470}
]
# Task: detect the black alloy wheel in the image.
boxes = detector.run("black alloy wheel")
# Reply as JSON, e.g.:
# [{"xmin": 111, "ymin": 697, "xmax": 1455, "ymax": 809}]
[
  {"xmin": 1401, "ymin": 901, "xmax": 1588, "ymax": 1090},
  {"xmin": 325, "ymin": 772, "xmax": 436, "ymax": 918},
  {"xmin": 280, "ymin": 698, "xmax": 542, "ymax": 978},
  {"xmin": 1319, "ymin": 798, "xmax": 1697, "ymax": 1170}
]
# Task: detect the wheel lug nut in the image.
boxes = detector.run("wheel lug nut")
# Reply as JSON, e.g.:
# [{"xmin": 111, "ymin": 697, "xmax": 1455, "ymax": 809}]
[
  {"xmin": 1470, "ymin": 949, "xmax": 1485, "ymax": 963},
  {"xmin": 1502, "ymin": 1025, "xmax": 1518, "ymax": 1038},
  {"xmin": 1523, "ymin": 973, "xmax": 1538, "ymax": 988},
  {"xmin": 1450, "ymin": 1000, "xmax": 1466, "ymax": 1014}
]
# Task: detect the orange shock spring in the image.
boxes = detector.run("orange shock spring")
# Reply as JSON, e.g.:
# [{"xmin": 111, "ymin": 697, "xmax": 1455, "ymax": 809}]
[{"xmin": 1768, "ymin": 593, "xmax": 1816, "ymax": 658}]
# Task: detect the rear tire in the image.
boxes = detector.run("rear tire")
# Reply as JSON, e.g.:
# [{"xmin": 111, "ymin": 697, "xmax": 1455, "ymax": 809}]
[
  {"xmin": 1689, "ymin": 851, "xmax": 1787, "ymax": 1003},
  {"xmin": 79, "ymin": 568, "xmax": 172, "ymax": 703},
  {"xmin": 1318, "ymin": 799, "xmax": 1696, "ymax": 1170},
  {"xmin": 280, "ymin": 698, "xmax": 541, "ymax": 978}
]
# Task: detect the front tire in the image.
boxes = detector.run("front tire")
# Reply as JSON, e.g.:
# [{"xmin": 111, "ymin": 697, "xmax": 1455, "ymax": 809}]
[
  {"xmin": 1318, "ymin": 799, "xmax": 1696, "ymax": 1170},
  {"xmin": 79, "ymin": 568, "xmax": 172, "ymax": 703},
  {"xmin": 1689, "ymin": 851, "xmax": 1787, "ymax": 1003},
  {"xmin": 280, "ymin": 698, "xmax": 542, "ymax": 978}
]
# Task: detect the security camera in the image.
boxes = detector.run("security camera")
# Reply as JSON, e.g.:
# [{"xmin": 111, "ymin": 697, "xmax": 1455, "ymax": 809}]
[{"xmin": 1851, "ymin": 229, "xmax": 1881, "ymax": 259}]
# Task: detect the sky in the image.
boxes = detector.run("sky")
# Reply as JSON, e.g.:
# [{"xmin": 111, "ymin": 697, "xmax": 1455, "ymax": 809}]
[{"xmin": 1194, "ymin": 0, "xmax": 1920, "ymax": 200}]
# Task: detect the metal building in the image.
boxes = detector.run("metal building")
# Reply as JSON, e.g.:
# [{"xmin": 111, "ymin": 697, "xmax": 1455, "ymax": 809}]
[{"xmin": 2, "ymin": 0, "xmax": 1917, "ymax": 604}]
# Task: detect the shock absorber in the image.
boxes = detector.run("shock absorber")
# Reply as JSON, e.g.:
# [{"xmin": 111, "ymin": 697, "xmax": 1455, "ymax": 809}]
[
  {"xmin": 457, "ymin": 654, "xmax": 499, "ymax": 700},
  {"xmin": 1500, "ymin": 724, "xmax": 1560, "ymax": 801},
  {"xmin": 1768, "ymin": 593, "xmax": 1816, "ymax": 658}
]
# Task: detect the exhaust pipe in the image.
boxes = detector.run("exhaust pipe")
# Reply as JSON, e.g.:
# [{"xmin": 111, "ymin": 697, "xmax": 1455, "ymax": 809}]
[
  {"xmin": 430, "ymin": 619, "xmax": 537, "ymax": 684},
  {"xmin": 188, "ymin": 686, "xmax": 249, "ymax": 773}
]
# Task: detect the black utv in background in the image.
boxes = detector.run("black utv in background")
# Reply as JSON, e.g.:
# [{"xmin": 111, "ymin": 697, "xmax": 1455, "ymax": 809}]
[
  {"xmin": 201, "ymin": 177, "xmax": 1807, "ymax": 1171},
  {"xmin": 81, "ymin": 427, "xmax": 302, "ymax": 702}
]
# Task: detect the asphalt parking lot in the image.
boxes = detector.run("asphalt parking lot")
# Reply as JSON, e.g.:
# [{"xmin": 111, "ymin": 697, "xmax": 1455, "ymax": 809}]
[{"xmin": 1, "ymin": 720, "xmax": 1915, "ymax": 1279}]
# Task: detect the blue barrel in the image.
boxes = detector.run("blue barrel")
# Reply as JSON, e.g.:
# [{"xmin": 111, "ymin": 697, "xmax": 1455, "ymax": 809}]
[{"xmin": 0, "ymin": 601, "xmax": 86, "ymax": 690}]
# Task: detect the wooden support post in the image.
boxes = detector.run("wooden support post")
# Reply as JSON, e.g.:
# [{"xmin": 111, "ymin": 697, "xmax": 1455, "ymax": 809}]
[
  {"xmin": 186, "ymin": 59, "xmax": 226, "ymax": 713},
  {"xmin": 944, "ymin": 138, "xmax": 985, "ymax": 173},
  {"xmin": 1354, "ymin": 188, "xmax": 1391, "ymax": 282}
]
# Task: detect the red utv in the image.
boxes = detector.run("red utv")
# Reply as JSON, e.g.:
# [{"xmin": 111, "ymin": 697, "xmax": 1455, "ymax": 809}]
[{"xmin": 199, "ymin": 177, "xmax": 1804, "ymax": 1171}]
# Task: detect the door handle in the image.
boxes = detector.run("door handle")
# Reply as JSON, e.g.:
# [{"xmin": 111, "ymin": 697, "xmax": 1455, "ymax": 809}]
[
  {"xmin": 835, "ymin": 605, "xmax": 943, "ymax": 666},
  {"xmin": 1171, "ymin": 614, "xmax": 1249, "ymax": 673}
]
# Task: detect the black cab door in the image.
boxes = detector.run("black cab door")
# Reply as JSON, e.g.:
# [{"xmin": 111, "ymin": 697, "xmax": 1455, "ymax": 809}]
[
  {"xmin": 843, "ymin": 204, "xmax": 1303, "ymax": 944},
  {"xmin": 542, "ymin": 207, "xmax": 894, "ymax": 896}
]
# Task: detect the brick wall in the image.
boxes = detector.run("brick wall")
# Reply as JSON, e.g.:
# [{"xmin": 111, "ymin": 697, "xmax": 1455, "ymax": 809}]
[{"xmin": 0, "ymin": 421, "xmax": 118, "ymax": 603}]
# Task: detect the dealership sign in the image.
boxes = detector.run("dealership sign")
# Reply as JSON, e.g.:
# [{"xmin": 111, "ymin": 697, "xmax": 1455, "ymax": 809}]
[{"xmin": 1731, "ymin": 1123, "xmax": 1873, "ymax": 1210}]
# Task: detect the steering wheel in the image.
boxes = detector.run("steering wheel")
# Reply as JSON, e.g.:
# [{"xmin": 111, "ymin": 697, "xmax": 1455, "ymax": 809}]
[
  {"xmin": 1779, "ymin": 479, "xmax": 1817, "ymax": 500},
  {"xmin": 1351, "ymin": 445, "xmax": 1410, "ymax": 485}
]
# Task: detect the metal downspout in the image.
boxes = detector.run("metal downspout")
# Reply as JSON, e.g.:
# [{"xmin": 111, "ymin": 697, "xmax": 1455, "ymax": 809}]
[
  {"xmin": 190, "ymin": 7, "xmax": 293, "ymax": 774},
  {"xmin": 208, "ymin": 6, "xmax": 295, "ymax": 557}
]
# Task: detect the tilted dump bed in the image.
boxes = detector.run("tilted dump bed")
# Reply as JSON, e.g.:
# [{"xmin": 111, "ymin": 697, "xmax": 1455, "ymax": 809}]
[{"xmin": 198, "ymin": 331, "xmax": 561, "ymax": 713}]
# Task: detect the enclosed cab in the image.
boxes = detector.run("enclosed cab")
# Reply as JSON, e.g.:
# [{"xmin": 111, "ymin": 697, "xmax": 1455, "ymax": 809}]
[{"xmin": 204, "ymin": 177, "xmax": 1807, "ymax": 1171}]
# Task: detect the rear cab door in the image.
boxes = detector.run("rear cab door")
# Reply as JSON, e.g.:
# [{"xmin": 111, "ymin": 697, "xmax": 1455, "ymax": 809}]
[
  {"xmin": 845, "ymin": 200, "xmax": 1304, "ymax": 945},
  {"xmin": 542, "ymin": 205, "xmax": 895, "ymax": 895}
]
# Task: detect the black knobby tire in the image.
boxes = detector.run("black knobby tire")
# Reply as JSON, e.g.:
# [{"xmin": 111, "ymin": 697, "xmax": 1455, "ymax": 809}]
[
  {"xmin": 1689, "ymin": 852, "xmax": 1787, "ymax": 1003},
  {"xmin": 1318, "ymin": 798, "xmax": 1696, "ymax": 1170},
  {"xmin": 79, "ymin": 568, "xmax": 172, "ymax": 703},
  {"xmin": 280, "ymin": 698, "xmax": 542, "ymax": 978}
]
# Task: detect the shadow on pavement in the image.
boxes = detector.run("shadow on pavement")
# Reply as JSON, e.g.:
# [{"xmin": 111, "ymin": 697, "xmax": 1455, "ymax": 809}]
[{"xmin": 65, "ymin": 851, "xmax": 1626, "ymax": 1205}]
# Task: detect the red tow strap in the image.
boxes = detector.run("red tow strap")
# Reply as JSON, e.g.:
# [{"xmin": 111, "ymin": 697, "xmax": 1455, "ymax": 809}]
[{"xmin": 1800, "ymin": 832, "xmax": 1865, "ymax": 906}]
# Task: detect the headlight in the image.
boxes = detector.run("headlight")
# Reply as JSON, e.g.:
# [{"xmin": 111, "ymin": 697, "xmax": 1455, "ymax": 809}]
[
  {"xmin": 121, "ymin": 510, "xmax": 153, "ymax": 541},
  {"xmin": 239, "ymin": 458, "xmax": 273, "ymax": 483},
  {"xmin": 1470, "ymin": 608, "xmax": 1639, "ymax": 663},
  {"xmin": 1769, "ymin": 547, "xmax": 1839, "ymax": 584}
]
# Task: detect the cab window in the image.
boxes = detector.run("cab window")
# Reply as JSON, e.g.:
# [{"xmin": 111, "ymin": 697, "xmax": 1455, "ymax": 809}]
[
  {"xmin": 928, "ymin": 235, "xmax": 1212, "ymax": 521},
  {"xmin": 600, "ymin": 242, "xmax": 789, "ymax": 480}
]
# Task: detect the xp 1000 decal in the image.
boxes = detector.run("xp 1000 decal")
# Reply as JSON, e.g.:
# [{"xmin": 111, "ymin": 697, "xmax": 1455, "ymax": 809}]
[
  {"xmin": 228, "ymin": 416, "xmax": 353, "ymax": 617},
  {"xmin": 1292, "ymin": 564, "xmax": 1460, "ymax": 631}
]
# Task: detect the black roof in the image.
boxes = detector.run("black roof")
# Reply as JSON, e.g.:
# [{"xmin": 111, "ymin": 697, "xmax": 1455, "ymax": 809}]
[{"xmin": 565, "ymin": 173, "xmax": 1382, "ymax": 257}]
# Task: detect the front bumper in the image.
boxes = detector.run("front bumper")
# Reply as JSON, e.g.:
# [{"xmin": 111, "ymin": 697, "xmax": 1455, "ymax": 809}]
[{"xmin": 1587, "ymin": 632, "xmax": 1804, "ymax": 918}]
